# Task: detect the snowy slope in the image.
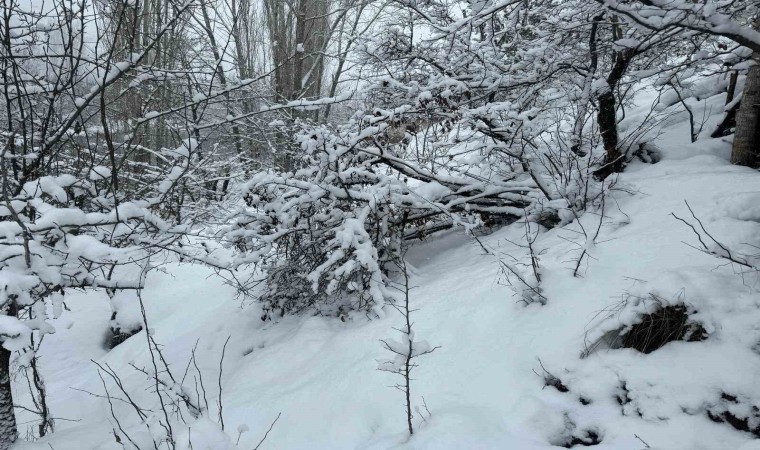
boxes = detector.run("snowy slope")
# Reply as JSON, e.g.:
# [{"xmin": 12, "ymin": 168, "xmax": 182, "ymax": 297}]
[{"xmin": 14, "ymin": 92, "xmax": 760, "ymax": 449}]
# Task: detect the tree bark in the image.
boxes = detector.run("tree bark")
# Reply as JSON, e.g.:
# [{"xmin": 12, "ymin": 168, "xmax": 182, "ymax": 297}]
[
  {"xmin": 726, "ymin": 70, "xmax": 739, "ymax": 105},
  {"xmin": 595, "ymin": 45, "xmax": 635, "ymax": 178},
  {"xmin": 0, "ymin": 304, "xmax": 18, "ymax": 450},
  {"xmin": 571, "ymin": 14, "xmax": 603, "ymax": 156},
  {"xmin": 598, "ymin": 90, "xmax": 621, "ymax": 165},
  {"xmin": 731, "ymin": 58, "xmax": 760, "ymax": 167},
  {"xmin": 263, "ymin": 0, "xmax": 295, "ymax": 101},
  {"xmin": 264, "ymin": 0, "xmax": 327, "ymax": 104},
  {"xmin": 0, "ymin": 345, "xmax": 16, "ymax": 450}
]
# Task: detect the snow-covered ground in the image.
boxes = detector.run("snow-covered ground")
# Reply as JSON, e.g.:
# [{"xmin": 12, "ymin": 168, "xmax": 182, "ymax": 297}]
[{"xmin": 13, "ymin": 90, "xmax": 760, "ymax": 449}]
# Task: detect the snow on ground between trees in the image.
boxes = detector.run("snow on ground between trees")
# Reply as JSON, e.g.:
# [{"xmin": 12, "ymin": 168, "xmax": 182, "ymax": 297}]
[{"xmin": 14, "ymin": 116, "xmax": 760, "ymax": 449}]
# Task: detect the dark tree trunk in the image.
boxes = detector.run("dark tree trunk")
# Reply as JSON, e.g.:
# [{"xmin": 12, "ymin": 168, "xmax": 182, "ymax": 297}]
[
  {"xmin": 711, "ymin": 70, "xmax": 740, "ymax": 139},
  {"xmin": 0, "ymin": 345, "xmax": 16, "ymax": 450},
  {"xmin": 731, "ymin": 59, "xmax": 760, "ymax": 167},
  {"xmin": 571, "ymin": 14, "xmax": 603, "ymax": 156},
  {"xmin": 0, "ymin": 304, "xmax": 17, "ymax": 450},
  {"xmin": 597, "ymin": 90, "xmax": 622, "ymax": 166},
  {"xmin": 711, "ymin": 101, "xmax": 741, "ymax": 139},
  {"xmin": 595, "ymin": 45, "xmax": 636, "ymax": 178},
  {"xmin": 726, "ymin": 70, "xmax": 739, "ymax": 105},
  {"xmin": 263, "ymin": 0, "xmax": 295, "ymax": 102},
  {"xmin": 293, "ymin": 0, "xmax": 327, "ymax": 115}
]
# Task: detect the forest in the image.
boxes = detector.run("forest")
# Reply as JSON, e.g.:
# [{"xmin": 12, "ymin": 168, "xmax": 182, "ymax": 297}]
[{"xmin": 1, "ymin": 0, "xmax": 760, "ymax": 448}]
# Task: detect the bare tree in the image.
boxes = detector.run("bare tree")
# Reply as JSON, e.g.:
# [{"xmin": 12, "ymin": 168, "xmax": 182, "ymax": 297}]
[{"xmin": 378, "ymin": 254, "xmax": 438, "ymax": 436}]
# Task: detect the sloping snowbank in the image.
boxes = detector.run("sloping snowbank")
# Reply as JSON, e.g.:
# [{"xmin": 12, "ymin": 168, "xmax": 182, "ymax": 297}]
[{"xmin": 14, "ymin": 93, "xmax": 760, "ymax": 449}]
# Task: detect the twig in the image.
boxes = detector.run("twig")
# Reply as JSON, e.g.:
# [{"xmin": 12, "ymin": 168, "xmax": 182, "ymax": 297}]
[
  {"xmin": 218, "ymin": 336, "xmax": 231, "ymax": 431},
  {"xmin": 253, "ymin": 412, "xmax": 281, "ymax": 450},
  {"xmin": 96, "ymin": 370, "xmax": 140, "ymax": 450},
  {"xmin": 138, "ymin": 290, "xmax": 175, "ymax": 447},
  {"xmin": 634, "ymin": 433, "xmax": 651, "ymax": 448},
  {"xmin": 671, "ymin": 200, "xmax": 754, "ymax": 269}
]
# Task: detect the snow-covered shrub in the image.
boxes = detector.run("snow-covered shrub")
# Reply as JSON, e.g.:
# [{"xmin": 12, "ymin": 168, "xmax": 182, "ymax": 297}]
[
  {"xmin": 222, "ymin": 126, "xmax": 402, "ymax": 318},
  {"xmin": 221, "ymin": 0, "xmax": 644, "ymax": 316},
  {"xmin": 219, "ymin": 0, "xmax": 745, "ymax": 318},
  {"xmin": 619, "ymin": 303, "xmax": 707, "ymax": 354},
  {"xmin": 582, "ymin": 293, "xmax": 707, "ymax": 356},
  {"xmin": 221, "ymin": 105, "xmax": 566, "ymax": 316}
]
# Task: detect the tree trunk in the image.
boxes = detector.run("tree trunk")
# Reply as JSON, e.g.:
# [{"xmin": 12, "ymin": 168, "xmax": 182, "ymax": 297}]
[
  {"xmin": 593, "ymin": 17, "xmax": 637, "ymax": 178},
  {"xmin": 264, "ymin": 0, "xmax": 327, "ymax": 104},
  {"xmin": 711, "ymin": 71, "xmax": 740, "ymax": 138},
  {"xmin": 293, "ymin": 0, "xmax": 327, "ymax": 120},
  {"xmin": 0, "ymin": 304, "xmax": 17, "ymax": 449},
  {"xmin": 0, "ymin": 344, "xmax": 16, "ymax": 450},
  {"xmin": 597, "ymin": 90, "xmax": 621, "ymax": 166},
  {"xmin": 263, "ymin": 0, "xmax": 295, "ymax": 101},
  {"xmin": 571, "ymin": 14, "xmax": 603, "ymax": 156},
  {"xmin": 726, "ymin": 70, "xmax": 739, "ymax": 105},
  {"xmin": 595, "ymin": 42, "xmax": 636, "ymax": 179},
  {"xmin": 731, "ymin": 59, "xmax": 760, "ymax": 167}
]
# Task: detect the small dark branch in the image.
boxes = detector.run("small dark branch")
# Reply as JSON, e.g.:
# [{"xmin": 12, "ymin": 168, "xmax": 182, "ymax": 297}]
[
  {"xmin": 218, "ymin": 336, "xmax": 231, "ymax": 431},
  {"xmin": 572, "ymin": 249, "xmax": 588, "ymax": 278},
  {"xmin": 671, "ymin": 200, "xmax": 755, "ymax": 269},
  {"xmin": 524, "ymin": 214, "xmax": 541, "ymax": 284},
  {"xmin": 137, "ymin": 291, "xmax": 174, "ymax": 447},
  {"xmin": 669, "ymin": 81, "xmax": 697, "ymax": 142},
  {"xmin": 70, "ymin": 387, "xmax": 150, "ymax": 409},
  {"xmin": 500, "ymin": 259, "xmax": 547, "ymax": 305},
  {"xmin": 634, "ymin": 433, "xmax": 651, "ymax": 448},
  {"xmin": 534, "ymin": 358, "xmax": 569, "ymax": 393},
  {"xmin": 92, "ymin": 361, "xmax": 148, "ymax": 421},
  {"xmin": 379, "ymin": 251, "xmax": 438, "ymax": 435},
  {"xmin": 572, "ymin": 188, "xmax": 607, "ymax": 277},
  {"xmin": 253, "ymin": 412, "xmax": 282, "ymax": 450},
  {"xmin": 96, "ymin": 369, "xmax": 141, "ymax": 450},
  {"xmin": 191, "ymin": 344, "xmax": 210, "ymax": 413}
]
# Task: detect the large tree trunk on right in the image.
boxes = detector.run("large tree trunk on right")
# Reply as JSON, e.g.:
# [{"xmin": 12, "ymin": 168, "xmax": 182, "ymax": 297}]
[{"xmin": 730, "ymin": 59, "xmax": 760, "ymax": 167}]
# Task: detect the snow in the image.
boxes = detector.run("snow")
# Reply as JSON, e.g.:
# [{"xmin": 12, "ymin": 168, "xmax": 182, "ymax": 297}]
[
  {"xmin": 613, "ymin": 38, "xmax": 640, "ymax": 49},
  {"xmin": 174, "ymin": 418, "xmax": 236, "ymax": 450},
  {"xmin": 142, "ymin": 111, "xmax": 160, "ymax": 120},
  {"xmin": 88, "ymin": 166, "xmax": 111, "ymax": 181},
  {"xmin": 414, "ymin": 181, "xmax": 449, "ymax": 201},
  {"xmin": 10, "ymin": 65, "xmax": 760, "ymax": 450},
  {"xmin": 0, "ymin": 316, "xmax": 31, "ymax": 352},
  {"xmin": 16, "ymin": 122, "xmax": 760, "ymax": 449},
  {"xmin": 108, "ymin": 291, "xmax": 143, "ymax": 334}
]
